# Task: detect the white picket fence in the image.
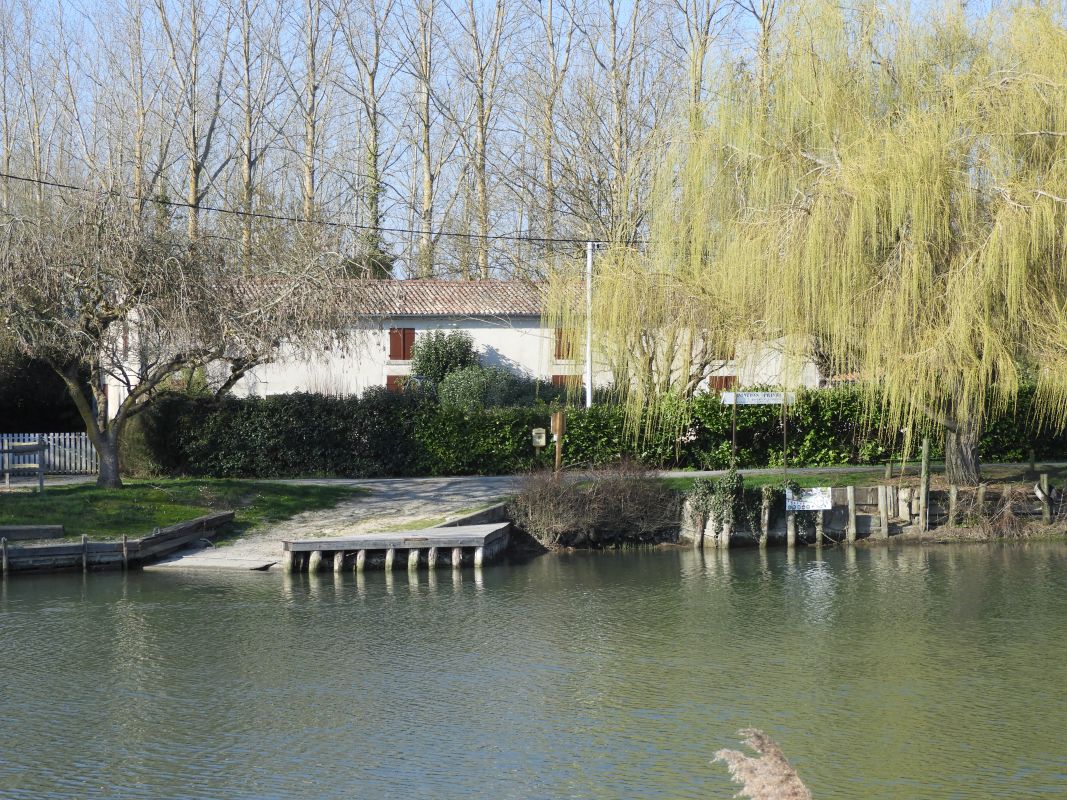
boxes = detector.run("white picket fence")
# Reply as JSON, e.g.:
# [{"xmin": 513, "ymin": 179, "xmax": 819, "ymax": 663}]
[{"xmin": 0, "ymin": 432, "xmax": 99, "ymax": 475}]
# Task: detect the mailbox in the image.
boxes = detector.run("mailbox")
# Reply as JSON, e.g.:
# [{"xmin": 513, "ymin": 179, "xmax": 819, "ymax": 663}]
[{"xmin": 531, "ymin": 428, "xmax": 547, "ymax": 448}]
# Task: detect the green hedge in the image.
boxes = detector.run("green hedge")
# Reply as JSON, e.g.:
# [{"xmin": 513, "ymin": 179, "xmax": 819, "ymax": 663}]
[{"xmin": 124, "ymin": 386, "xmax": 1067, "ymax": 478}]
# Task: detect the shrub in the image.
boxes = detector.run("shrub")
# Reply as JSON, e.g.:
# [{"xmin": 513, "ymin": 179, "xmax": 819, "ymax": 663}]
[
  {"xmin": 409, "ymin": 330, "xmax": 479, "ymax": 386},
  {"xmin": 507, "ymin": 462, "xmax": 681, "ymax": 549}
]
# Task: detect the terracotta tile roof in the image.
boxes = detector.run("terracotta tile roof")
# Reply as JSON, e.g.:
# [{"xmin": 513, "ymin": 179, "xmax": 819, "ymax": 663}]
[{"xmin": 355, "ymin": 279, "xmax": 544, "ymax": 318}]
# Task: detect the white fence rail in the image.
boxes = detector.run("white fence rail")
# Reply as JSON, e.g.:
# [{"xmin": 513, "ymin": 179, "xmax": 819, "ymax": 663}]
[{"xmin": 0, "ymin": 433, "xmax": 98, "ymax": 475}]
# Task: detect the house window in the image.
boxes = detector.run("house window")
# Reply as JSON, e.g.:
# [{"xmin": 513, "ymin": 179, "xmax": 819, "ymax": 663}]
[
  {"xmin": 555, "ymin": 328, "xmax": 575, "ymax": 361},
  {"xmin": 708, "ymin": 375, "xmax": 737, "ymax": 392},
  {"xmin": 386, "ymin": 375, "xmax": 407, "ymax": 392},
  {"xmin": 389, "ymin": 327, "xmax": 416, "ymax": 360}
]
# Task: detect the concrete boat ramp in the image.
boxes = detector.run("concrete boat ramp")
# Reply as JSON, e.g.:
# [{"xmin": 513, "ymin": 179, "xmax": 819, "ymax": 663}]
[{"xmin": 282, "ymin": 522, "xmax": 510, "ymax": 573}]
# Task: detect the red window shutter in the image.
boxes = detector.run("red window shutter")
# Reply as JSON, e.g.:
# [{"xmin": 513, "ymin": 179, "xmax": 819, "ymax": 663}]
[
  {"xmin": 389, "ymin": 328, "xmax": 403, "ymax": 359},
  {"xmin": 403, "ymin": 328, "xmax": 416, "ymax": 360},
  {"xmin": 709, "ymin": 376, "xmax": 737, "ymax": 392},
  {"xmin": 555, "ymin": 329, "xmax": 565, "ymax": 360},
  {"xmin": 386, "ymin": 375, "xmax": 405, "ymax": 392},
  {"xmin": 551, "ymin": 374, "xmax": 569, "ymax": 388}
]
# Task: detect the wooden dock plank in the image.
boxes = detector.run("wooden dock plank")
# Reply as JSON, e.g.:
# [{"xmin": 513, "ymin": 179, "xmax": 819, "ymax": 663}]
[{"xmin": 283, "ymin": 522, "xmax": 510, "ymax": 553}]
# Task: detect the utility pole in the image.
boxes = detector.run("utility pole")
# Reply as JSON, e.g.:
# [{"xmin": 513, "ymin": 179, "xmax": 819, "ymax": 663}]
[{"xmin": 584, "ymin": 241, "xmax": 595, "ymax": 409}]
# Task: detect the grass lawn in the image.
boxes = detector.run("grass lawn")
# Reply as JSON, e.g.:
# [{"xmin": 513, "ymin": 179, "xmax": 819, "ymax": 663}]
[{"xmin": 0, "ymin": 479, "xmax": 365, "ymax": 541}]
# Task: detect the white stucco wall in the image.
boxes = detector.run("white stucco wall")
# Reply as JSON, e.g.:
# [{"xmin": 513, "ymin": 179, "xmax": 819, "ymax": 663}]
[{"xmin": 233, "ymin": 315, "xmax": 611, "ymax": 397}]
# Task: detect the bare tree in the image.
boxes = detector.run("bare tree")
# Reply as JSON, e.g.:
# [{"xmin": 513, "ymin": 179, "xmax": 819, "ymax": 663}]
[
  {"xmin": 0, "ymin": 194, "xmax": 353, "ymax": 488},
  {"xmin": 334, "ymin": 0, "xmax": 399, "ymax": 271},
  {"xmin": 155, "ymin": 0, "xmax": 232, "ymax": 241},
  {"xmin": 445, "ymin": 0, "xmax": 510, "ymax": 278}
]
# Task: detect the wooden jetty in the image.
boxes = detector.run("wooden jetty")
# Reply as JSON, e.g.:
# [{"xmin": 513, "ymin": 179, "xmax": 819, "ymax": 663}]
[{"xmin": 282, "ymin": 522, "xmax": 511, "ymax": 573}]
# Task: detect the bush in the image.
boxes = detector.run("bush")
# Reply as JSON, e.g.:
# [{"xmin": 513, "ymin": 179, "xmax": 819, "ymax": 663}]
[
  {"xmin": 507, "ymin": 462, "xmax": 682, "ymax": 549},
  {"xmin": 409, "ymin": 330, "xmax": 479, "ymax": 386},
  {"xmin": 126, "ymin": 385, "xmax": 1067, "ymax": 479}
]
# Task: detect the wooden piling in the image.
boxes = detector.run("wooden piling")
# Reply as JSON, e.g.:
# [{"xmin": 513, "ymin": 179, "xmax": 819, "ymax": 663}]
[
  {"xmin": 282, "ymin": 549, "xmax": 295, "ymax": 573},
  {"xmin": 408, "ymin": 548, "xmax": 420, "ymax": 570},
  {"xmin": 308, "ymin": 550, "xmax": 324, "ymax": 573},
  {"xmin": 846, "ymin": 486, "xmax": 857, "ymax": 544},
  {"xmin": 1, "ymin": 537, "xmax": 7, "ymax": 574},
  {"xmin": 786, "ymin": 512, "xmax": 796, "ymax": 547},
  {"xmin": 428, "ymin": 546, "xmax": 438, "ymax": 568},
  {"xmin": 919, "ymin": 436, "xmax": 930, "ymax": 532},
  {"xmin": 333, "ymin": 551, "xmax": 345, "ymax": 573},
  {"xmin": 451, "ymin": 547, "xmax": 462, "ymax": 568},
  {"xmin": 877, "ymin": 485, "xmax": 889, "ymax": 540},
  {"xmin": 814, "ymin": 511, "xmax": 824, "ymax": 546},
  {"xmin": 720, "ymin": 516, "xmax": 732, "ymax": 549},
  {"xmin": 384, "ymin": 548, "xmax": 395, "ymax": 571},
  {"xmin": 474, "ymin": 546, "xmax": 485, "ymax": 567},
  {"xmin": 884, "ymin": 460, "xmax": 892, "ymax": 479},
  {"xmin": 947, "ymin": 485, "xmax": 958, "ymax": 528},
  {"xmin": 1040, "ymin": 473, "xmax": 1051, "ymax": 524},
  {"xmin": 759, "ymin": 487, "xmax": 770, "ymax": 548},
  {"xmin": 81, "ymin": 534, "xmax": 88, "ymax": 572},
  {"xmin": 121, "ymin": 534, "xmax": 129, "ymax": 570},
  {"xmin": 976, "ymin": 484, "xmax": 987, "ymax": 519},
  {"xmin": 355, "ymin": 549, "xmax": 366, "ymax": 572},
  {"xmin": 888, "ymin": 485, "xmax": 898, "ymax": 521}
]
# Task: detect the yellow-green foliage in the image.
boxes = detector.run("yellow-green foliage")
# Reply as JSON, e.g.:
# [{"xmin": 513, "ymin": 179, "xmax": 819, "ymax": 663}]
[{"xmin": 547, "ymin": 0, "xmax": 1067, "ymax": 449}]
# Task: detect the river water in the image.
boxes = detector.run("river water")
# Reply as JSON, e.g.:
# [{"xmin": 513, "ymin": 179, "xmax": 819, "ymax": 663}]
[{"xmin": 1, "ymin": 543, "xmax": 1066, "ymax": 799}]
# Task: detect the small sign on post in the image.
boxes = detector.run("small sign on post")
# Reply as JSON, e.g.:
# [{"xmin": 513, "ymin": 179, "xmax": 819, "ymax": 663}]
[
  {"xmin": 720, "ymin": 391, "xmax": 796, "ymax": 406},
  {"xmin": 785, "ymin": 487, "xmax": 832, "ymax": 511}
]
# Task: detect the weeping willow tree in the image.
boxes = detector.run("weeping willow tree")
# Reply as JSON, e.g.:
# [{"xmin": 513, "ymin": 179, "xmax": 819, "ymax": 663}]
[{"xmin": 548, "ymin": 0, "xmax": 1067, "ymax": 485}]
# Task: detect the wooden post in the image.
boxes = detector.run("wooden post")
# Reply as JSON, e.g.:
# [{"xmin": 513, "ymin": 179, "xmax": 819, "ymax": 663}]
[
  {"xmin": 37, "ymin": 435, "xmax": 45, "ymax": 493},
  {"xmin": 474, "ymin": 546, "xmax": 485, "ymax": 567},
  {"xmin": 884, "ymin": 460, "xmax": 892, "ymax": 479},
  {"xmin": 785, "ymin": 512, "xmax": 796, "ymax": 547},
  {"xmin": 877, "ymin": 485, "xmax": 889, "ymax": 540},
  {"xmin": 121, "ymin": 534, "xmax": 129, "ymax": 570},
  {"xmin": 451, "ymin": 547, "xmax": 462, "ymax": 568},
  {"xmin": 846, "ymin": 486, "xmax": 857, "ymax": 544},
  {"xmin": 947, "ymin": 485, "xmax": 958, "ymax": 528},
  {"xmin": 333, "ymin": 551, "xmax": 345, "ymax": 573},
  {"xmin": 919, "ymin": 436, "xmax": 930, "ymax": 532},
  {"xmin": 759, "ymin": 486, "xmax": 770, "ymax": 548},
  {"xmin": 308, "ymin": 550, "xmax": 324, "ymax": 573},
  {"xmin": 428, "ymin": 546, "xmax": 438, "ymax": 569},
  {"xmin": 282, "ymin": 549, "xmax": 295, "ymax": 573},
  {"xmin": 976, "ymin": 484, "xmax": 987, "ymax": 519},
  {"xmin": 814, "ymin": 512, "xmax": 824, "ymax": 546},
  {"xmin": 384, "ymin": 548, "xmax": 395, "ymax": 571},
  {"xmin": 81, "ymin": 534, "xmax": 88, "ymax": 572},
  {"xmin": 1, "ymin": 537, "xmax": 7, "ymax": 574},
  {"xmin": 551, "ymin": 410, "xmax": 566, "ymax": 476},
  {"xmin": 408, "ymin": 548, "xmax": 420, "ymax": 570},
  {"xmin": 1030, "ymin": 448, "xmax": 1037, "ymax": 474},
  {"xmin": 731, "ymin": 392, "xmax": 738, "ymax": 468},
  {"xmin": 888, "ymin": 485, "xmax": 898, "ymax": 520},
  {"xmin": 355, "ymin": 550, "xmax": 367, "ymax": 572},
  {"xmin": 1040, "ymin": 473, "xmax": 1051, "ymax": 524}
]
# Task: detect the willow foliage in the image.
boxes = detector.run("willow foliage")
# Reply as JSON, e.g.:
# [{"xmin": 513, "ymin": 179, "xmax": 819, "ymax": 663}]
[{"xmin": 547, "ymin": 0, "xmax": 1067, "ymax": 456}]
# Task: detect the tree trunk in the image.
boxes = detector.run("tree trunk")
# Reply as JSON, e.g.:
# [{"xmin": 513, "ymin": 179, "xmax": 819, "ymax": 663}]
[
  {"xmin": 96, "ymin": 433, "xmax": 123, "ymax": 489},
  {"xmin": 945, "ymin": 416, "xmax": 981, "ymax": 487}
]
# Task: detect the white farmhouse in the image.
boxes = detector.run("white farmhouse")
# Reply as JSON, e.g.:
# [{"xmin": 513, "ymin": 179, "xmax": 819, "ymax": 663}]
[
  {"xmin": 106, "ymin": 279, "xmax": 821, "ymax": 405},
  {"xmin": 232, "ymin": 280, "xmax": 599, "ymax": 397}
]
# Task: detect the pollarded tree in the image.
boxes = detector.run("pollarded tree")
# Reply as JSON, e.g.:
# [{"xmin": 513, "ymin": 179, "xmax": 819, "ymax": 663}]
[
  {"xmin": 0, "ymin": 193, "xmax": 354, "ymax": 488},
  {"xmin": 572, "ymin": 0, "xmax": 1067, "ymax": 485}
]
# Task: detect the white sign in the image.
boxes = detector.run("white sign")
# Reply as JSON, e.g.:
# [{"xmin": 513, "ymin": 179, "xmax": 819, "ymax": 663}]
[
  {"xmin": 721, "ymin": 391, "xmax": 797, "ymax": 406},
  {"xmin": 785, "ymin": 487, "xmax": 832, "ymax": 511}
]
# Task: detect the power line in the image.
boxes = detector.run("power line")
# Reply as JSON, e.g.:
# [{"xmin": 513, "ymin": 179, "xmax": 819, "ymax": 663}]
[{"xmin": 0, "ymin": 171, "xmax": 648, "ymax": 247}]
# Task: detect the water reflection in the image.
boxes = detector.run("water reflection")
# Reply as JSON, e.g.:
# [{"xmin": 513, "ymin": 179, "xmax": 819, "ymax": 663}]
[{"xmin": 1, "ymin": 543, "xmax": 1065, "ymax": 800}]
